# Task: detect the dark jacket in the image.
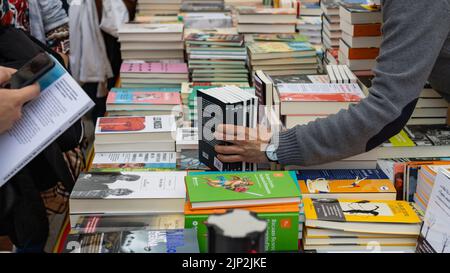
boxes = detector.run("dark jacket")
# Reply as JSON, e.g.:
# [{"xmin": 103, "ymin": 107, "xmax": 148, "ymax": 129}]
[{"xmin": 0, "ymin": 26, "xmax": 82, "ymax": 250}]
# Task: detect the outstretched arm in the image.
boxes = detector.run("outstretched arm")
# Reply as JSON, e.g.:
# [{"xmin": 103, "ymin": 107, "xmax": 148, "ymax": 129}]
[{"xmin": 277, "ymin": 0, "xmax": 450, "ymax": 166}]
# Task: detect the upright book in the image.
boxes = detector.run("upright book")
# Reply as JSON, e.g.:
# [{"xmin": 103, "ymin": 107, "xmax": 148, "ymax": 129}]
[{"xmin": 416, "ymin": 168, "xmax": 450, "ymax": 253}]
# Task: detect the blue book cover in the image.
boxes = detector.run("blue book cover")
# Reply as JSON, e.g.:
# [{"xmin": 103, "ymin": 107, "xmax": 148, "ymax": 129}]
[{"xmin": 295, "ymin": 169, "xmax": 389, "ymax": 180}]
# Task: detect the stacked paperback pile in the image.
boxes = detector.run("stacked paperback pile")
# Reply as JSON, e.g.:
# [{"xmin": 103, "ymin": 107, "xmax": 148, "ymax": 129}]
[
  {"xmin": 247, "ymin": 38, "xmax": 318, "ymax": 77},
  {"xmin": 185, "ymin": 171, "xmax": 302, "ymax": 252},
  {"xmin": 119, "ymin": 62, "xmax": 188, "ymax": 88},
  {"xmin": 275, "ymin": 82, "xmax": 366, "ymax": 129},
  {"xmin": 297, "ymin": 16, "xmax": 322, "ymax": 46},
  {"xmin": 338, "ymin": 3, "xmax": 382, "ymax": 72},
  {"xmin": 410, "ymin": 85, "xmax": 449, "ymax": 125},
  {"xmin": 185, "ymin": 32, "xmax": 249, "ymax": 83},
  {"xmin": 118, "ymin": 23, "xmax": 185, "ymax": 62},
  {"xmin": 137, "ymin": 0, "xmax": 182, "ymax": 16},
  {"xmin": 181, "ymin": 82, "xmax": 252, "ymax": 126},
  {"xmin": 105, "ymin": 87, "xmax": 183, "ymax": 117},
  {"xmin": 182, "ymin": 12, "xmax": 233, "ymax": 29},
  {"xmin": 414, "ymin": 164, "xmax": 450, "ymax": 212},
  {"xmin": 197, "ymin": 86, "xmax": 258, "ymax": 171},
  {"xmin": 181, "ymin": 0, "xmax": 226, "ymax": 12},
  {"xmin": 66, "ymin": 171, "xmax": 200, "ymax": 253},
  {"xmin": 237, "ymin": 7, "xmax": 297, "ymax": 34},
  {"xmin": 299, "ymin": 0, "xmax": 322, "ymax": 16},
  {"xmin": 303, "ymin": 198, "xmax": 422, "ymax": 253},
  {"xmin": 416, "ymin": 168, "xmax": 450, "ymax": 253},
  {"xmin": 94, "ymin": 115, "xmax": 177, "ymax": 153},
  {"xmin": 321, "ymin": 0, "xmax": 341, "ymax": 64}
]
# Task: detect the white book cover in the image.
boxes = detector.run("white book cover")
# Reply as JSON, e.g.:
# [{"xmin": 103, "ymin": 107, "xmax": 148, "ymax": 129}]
[
  {"xmin": 176, "ymin": 127, "xmax": 199, "ymax": 145},
  {"xmin": 0, "ymin": 57, "xmax": 94, "ymax": 187},
  {"xmin": 71, "ymin": 172, "xmax": 187, "ymax": 200},
  {"xmin": 118, "ymin": 23, "xmax": 183, "ymax": 34},
  {"xmin": 417, "ymin": 168, "xmax": 450, "ymax": 253},
  {"xmin": 92, "ymin": 152, "xmax": 177, "ymax": 167},
  {"xmin": 95, "ymin": 115, "xmax": 176, "ymax": 135}
]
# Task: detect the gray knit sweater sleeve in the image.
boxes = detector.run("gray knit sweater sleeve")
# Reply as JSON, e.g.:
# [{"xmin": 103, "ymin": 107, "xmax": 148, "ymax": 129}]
[{"xmin": 277, "ymin": 0, "xmax": 450, "ymax": 166}]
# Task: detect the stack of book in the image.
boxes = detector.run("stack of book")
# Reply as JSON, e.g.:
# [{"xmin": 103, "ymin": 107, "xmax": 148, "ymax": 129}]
[
  {"xmin": 136, "ymin": 0, "xmax": 182, "ymax": 16},
  {"xmin": 274, "ymin": 82, "xmax": 366, "ymax": 129},
  {"xmin": 236, "ymin": 7, "xmax": 297, "ymax": 34},
  {"xmin": 181, "ymin": 0, "xmax": 226, "ymax": 12},
  {"xmin": 185, "ymin": 32, "xmax": 249, "ymax": 83},
  {"xmin": 176, "ymin": 127, "xmax": 199, "ymax": 152},
  {"xmin": 321, "ymin": 0, "xmax": 341, "ymax": 64},
  {"xmin": 197, "ymin": 86, "xmax": 258, "ymax": 171},
  {"xmin": 181, "ymin": 12, "xmax": 233, "ymax": 29},
  {"xmin": 303, "ymin": 198, "xmax": 422, "ymax": 253},
  {"xmin": 94, "ymin": 115, "xmax": 177, "ymax": 153},
  {"xmin": 63, "ymin": 229, "xmax": 199, "ymax": 253},
  {"xmin": 299, "ymin": 0, "xmax": 322, "ymax": 16},
  {"xmin": 416, "ymin": 168, "xmax": 450, "ymax": 253},
  {"xmin": 414, "ymin": 164, "xmax": 450, "ymax": 212},
  {"xmin": 105, "ymin": 88, "xmax": 183, "ymax": 117},
  {"xmin": 296, "ymin": 16, "xmax": 322, "ymax": 46},
  {"xmin": 181, "ymin": 82, "xmax": 252, "ymax": 126},
  {"xmin": 338, "ymin": 3, "xmax": 382, "ymax": 72},
  {"xmin": 119, "ymin": 62, "xmax": 189, "ymax": 88},
  {"xmin": 66, "ymin": 171, "xmax": 200, "ymax": 253},
  {"xmin": 185, "ymin": 171, "xmax": 302, "ymax": 252},
  {"xmin": 247, "ymin": 40, "xmax": 318, "ymax": 77},
  {"xmin": 90, "ymin": 152, "xmax": 178, "ymax": 172},
  {"xmin": 118, "ymin": 23, "xmax": 185, "ymax": 62},
  {"xmin": 377, "ymin": 156, "xmax": 450, "ymax": 203},
  {"xmin": 410, "ymin": 85, "xmax": 449, "ymax": 125},
  {"xmin": 69, "ymin": 171, "xmax": 187, "ymax": 225}
]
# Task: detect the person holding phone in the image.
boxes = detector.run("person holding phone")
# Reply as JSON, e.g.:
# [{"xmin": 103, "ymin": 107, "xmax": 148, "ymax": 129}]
[{"xmin": 0, "ymin": 66, "xmax": 40, "ymax": 134}]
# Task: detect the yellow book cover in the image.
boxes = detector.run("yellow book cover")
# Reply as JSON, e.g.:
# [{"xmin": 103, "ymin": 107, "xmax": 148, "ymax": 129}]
[{"xmin": 304, "ymin": 198, "xmax": 421, "ymax": 224}]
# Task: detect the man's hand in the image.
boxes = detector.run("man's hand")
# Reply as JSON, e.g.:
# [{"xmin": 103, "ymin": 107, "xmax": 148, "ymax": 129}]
[
  {"xmin": 214, "ymin": 124, "xmax": 273, "ymax": 164},
  {"xmin": 0, "ymin": 67, "xmax": 40, "ymax": 134}
]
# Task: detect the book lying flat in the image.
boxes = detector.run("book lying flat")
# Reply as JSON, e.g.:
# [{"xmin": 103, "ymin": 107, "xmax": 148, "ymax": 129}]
[
  {"xmin": 304, "ymin": 198, "xmax": 422, "ymax": 235},
  {"xmin": 70, "ymin": 172, "xmax": 187, "ymax": 214},
  {"xmin": 186, "ymin": 171, "xmax": 301, "ymax": 209},
  {"xmin": 63, "ymin": 229, "xmax": 199, "ymax": 253},
  {"xmin": 95, "ymin": 115, "xmax": 176, "ymax": 143},
  {"xmin": 106, "ymin": 90, "xmax": 181, "ymax": 111},
  {"xmin": 90, "ymin": 152, "xmax": 177, "ymax": 172}
]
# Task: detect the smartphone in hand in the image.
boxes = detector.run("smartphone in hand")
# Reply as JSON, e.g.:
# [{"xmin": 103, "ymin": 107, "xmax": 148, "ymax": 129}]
[{"xmin": 7, "ymin": 52, "xmax": 55, "ymax": 89}]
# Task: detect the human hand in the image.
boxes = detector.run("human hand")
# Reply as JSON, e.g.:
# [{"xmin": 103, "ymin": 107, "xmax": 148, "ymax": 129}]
[
  {"xmin": 214, "ymin": 124, "xmax": 274, "ymax": 164},
  {"xmin": 0, "ymin": 67, "xmax": 40, "ymax": 133}
]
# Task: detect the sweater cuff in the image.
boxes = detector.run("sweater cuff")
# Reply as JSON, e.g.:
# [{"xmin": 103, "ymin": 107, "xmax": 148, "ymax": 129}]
[{"xmin": 276, "ymin": 128, "xmax": 305, "ymax": 166}]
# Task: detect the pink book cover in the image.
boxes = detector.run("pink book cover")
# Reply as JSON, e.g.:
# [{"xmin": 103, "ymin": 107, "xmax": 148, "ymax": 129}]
[
  {"xmin": 107, "ymin": 91, "xmax": 181, "ymax": 105},
  {"xmin": 120, "ymin": 62, "xmax": 188, "ymax": 74}
]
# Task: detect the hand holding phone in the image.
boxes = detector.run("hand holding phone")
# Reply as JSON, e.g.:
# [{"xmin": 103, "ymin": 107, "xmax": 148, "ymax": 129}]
[{"xmin": 6, "ymin": 52, "xmax": 55, "ymax": 89}]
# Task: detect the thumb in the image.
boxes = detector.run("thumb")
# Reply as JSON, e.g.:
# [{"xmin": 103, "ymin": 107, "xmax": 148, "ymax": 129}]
[{"xmin": 14, "ymin": 83, "xmax": 40, "ymax": 104}]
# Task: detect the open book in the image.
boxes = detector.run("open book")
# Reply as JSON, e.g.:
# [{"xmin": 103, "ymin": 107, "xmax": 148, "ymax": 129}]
[{"xmin": 0, "ymin": 57, "xmax": 94, "ymax": 186}]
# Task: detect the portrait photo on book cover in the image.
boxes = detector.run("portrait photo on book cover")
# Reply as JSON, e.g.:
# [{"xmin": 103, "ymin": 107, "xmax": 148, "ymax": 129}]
[{"xmin": 71, "ymin": 172, "xmax": 141, "ymax": 199}]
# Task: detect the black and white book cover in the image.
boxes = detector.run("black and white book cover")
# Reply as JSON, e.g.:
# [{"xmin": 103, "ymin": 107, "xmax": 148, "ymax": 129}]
[{"xmin": 71, "ymin": 172, "xmax": 186, "ymax": 200}]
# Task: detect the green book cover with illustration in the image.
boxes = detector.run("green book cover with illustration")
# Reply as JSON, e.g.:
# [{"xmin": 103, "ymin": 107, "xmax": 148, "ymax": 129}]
[
  {"xmin": 186, "ymin": 171, "xmax": 301, "ymax": 207},
  {"xmin": 185, "ymin": 211, "xmax": 299, "ymax": 253}
]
